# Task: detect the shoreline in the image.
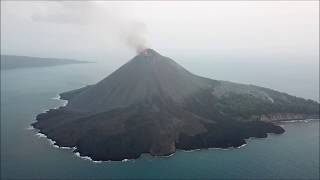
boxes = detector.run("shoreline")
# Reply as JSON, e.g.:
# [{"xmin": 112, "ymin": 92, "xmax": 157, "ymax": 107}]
[
  {"xmin": 30, "ymin": 94, "xmax": 109, "ymax": 163},
  {"xmin": 275, "ymin": 118, "xmax": 319, "ymax": 124},
  {"xmin": 29, "ymin": 94, "xmax": 319, "ymax": 163},
  {"xmin": 30, "ymin": 120, "xmax": 316, "ymax": 163},
  {"xmin": 51, "ymin": 94, "xmax": 68, "ymax": 107}
]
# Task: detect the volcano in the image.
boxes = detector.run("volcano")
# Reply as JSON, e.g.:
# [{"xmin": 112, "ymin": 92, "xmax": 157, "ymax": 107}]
[{"xmin": 33, "ymin": 49, "xmax": 319, "ymax": 161}]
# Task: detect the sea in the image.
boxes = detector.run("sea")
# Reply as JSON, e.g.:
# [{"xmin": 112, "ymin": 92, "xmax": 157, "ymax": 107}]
[{"xmin": 1, "ymin": 61, "xmax": 319, "ymax": 179}]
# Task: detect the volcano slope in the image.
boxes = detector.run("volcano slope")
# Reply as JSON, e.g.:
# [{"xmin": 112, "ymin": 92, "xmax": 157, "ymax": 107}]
[{"xmin": 33, "ymin": 49, "xmax": 319, "ymax": 161}]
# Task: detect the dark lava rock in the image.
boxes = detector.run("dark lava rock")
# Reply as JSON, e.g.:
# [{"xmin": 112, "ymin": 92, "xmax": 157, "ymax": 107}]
[{"xmin": 32, "ymin": 49, "xmax": 318, "ymax": 161}]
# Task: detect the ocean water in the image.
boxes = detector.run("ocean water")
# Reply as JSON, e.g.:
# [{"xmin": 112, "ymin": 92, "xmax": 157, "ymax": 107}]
[{"xmin": 1, "ymin": 62, "xmax": 319, "ymax": 179}]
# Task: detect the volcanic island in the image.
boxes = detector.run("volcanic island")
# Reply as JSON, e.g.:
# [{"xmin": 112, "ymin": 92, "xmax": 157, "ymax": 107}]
[{"xmin": 32, "ymin": 49, "xmax": 319, "ymax": 161}]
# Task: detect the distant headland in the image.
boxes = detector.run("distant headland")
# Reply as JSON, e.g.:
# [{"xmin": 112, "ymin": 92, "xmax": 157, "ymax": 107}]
[{"xmin": 1, "ymin": 55, "xmax": 90, "ymax": 70}]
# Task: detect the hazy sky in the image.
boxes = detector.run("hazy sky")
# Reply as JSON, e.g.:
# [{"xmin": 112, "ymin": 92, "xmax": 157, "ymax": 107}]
[
  {"xmin": 1, "ymin": 1, "xmax": 319, "ymax": 101},
  {"xmin": 1, "ymin": 1, "xmax": 319, "ymax": 62}
]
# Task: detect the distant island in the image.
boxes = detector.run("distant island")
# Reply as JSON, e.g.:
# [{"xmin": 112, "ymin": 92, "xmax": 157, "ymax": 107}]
[
  {"xmin": 32, "ymin": 49, "xmax": 319, "ymax": 161},
  {"xmin": 1, "ymin": 55, "xmax": 89, "ymax": 70}
]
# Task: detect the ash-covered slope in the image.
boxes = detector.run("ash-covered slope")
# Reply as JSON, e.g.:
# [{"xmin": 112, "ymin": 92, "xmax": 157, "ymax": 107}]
[
  {"xmin": 33, "ymin": 49, "xmax": 319, "ymax": 161},
  {"xmin": 65, "ymin": 49, "xmax": 213, "ymax": 113}
]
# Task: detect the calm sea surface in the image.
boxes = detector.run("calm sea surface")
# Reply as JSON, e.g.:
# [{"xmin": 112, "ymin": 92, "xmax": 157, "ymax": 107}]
[{"xmin": 1, "ymin": 62, "xmax": 319, "ymax": 179}]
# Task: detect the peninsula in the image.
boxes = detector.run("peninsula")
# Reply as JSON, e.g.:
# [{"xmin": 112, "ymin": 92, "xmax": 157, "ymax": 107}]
[{"xmin": 1, "ymin": 55, "xmax": 89, "ymax": 70}]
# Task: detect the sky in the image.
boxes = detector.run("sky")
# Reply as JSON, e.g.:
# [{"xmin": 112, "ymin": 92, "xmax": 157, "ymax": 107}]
[
  {"xmin": 1, "ymin": 1, "xmax": 319, "ymax": 62},
  {"xmin": 1, "ymin": 1, "xmax": 319, "ymax": 100}
]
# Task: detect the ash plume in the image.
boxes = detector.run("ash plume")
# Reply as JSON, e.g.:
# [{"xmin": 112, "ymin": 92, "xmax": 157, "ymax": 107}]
[
  {"xmin": 124, "ymin": 22, "xmax": 148, "ymax": 53},
  {"xmin": 31, "ymin": 2, "xmax": 148, "ymax": 54}
]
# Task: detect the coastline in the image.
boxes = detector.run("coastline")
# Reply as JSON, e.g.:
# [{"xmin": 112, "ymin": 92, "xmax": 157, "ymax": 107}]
[
  {"xmin": 29, "ymin": 94, "xmax": 93, "ymax": 161},
  {"xmin": 275, "ymin": 119, "xmax": 319, "ymax": 123},
  {"xmin": 29, "ymin": 94, "xmax": 319, "ymax": 163},
  {"xmin": 51, "ymin": 94, "xmax": 68, "ymax": 107}
]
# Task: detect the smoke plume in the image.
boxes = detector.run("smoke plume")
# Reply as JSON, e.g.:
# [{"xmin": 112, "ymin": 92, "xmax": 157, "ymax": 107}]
[
  {"xmin": 125, "ymin": 22, "xmax": 147, "ymax": 53},
  {"xmin": 31, "ymin": 2, "xmax": 148, "ymax": 54}
]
